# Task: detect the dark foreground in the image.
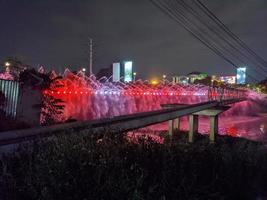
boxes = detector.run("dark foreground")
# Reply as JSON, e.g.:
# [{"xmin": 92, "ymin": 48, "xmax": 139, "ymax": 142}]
[{"xmin": 1, "ymin": 131, "xmax": 267, "ymax": 200}]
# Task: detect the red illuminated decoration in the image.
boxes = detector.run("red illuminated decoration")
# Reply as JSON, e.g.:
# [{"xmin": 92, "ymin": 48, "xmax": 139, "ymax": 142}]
[
  {"xmin": 226, "ymin": 126, "xmax": 238, "ymax": 137},
  {"xmin": 39, "ymin": 68, "xmax": 246, "ymax": 122}
]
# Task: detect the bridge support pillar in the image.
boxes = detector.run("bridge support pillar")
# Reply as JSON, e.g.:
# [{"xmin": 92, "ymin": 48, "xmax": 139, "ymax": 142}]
[
  {"xmin": 194, "ymin": 106, "xmax": 230, "ymax": 143},
  {"xmin": 168, "ymin": 120, "xmax": 174, "ymax": 137},
  {"xmin": 161, "ymin": 104, "xmax": 185, "ymax": 137},
  {"xmin": 189, "ymin": 115, "xmax": 198, "ymax": 143},
  {"xmin": 174, "ymin": 118, "xmax": 180, "ymax": 130},
  {"xmin": 209, "ymin": 115, "xmax": 218, "ymax": 143}
]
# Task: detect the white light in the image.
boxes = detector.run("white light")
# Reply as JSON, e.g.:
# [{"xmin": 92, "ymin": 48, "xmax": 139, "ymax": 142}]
[
  {"xmin": 82, "ymin": 68, "xmax": 86, "ymax": 72},
  {"xmin": 5, "ymin": 62, "xmax": 10, "ymax": 67}
]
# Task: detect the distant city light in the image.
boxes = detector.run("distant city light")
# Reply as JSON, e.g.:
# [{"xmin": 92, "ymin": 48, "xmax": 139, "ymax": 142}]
[
  {"xmin": 82, "ymin": 68, "xmax": 86, "ymax": 72},
  {"xmin": 219, "ymin": 76, "xmax": 236, "ymax": 84},
  {"xmin": 5, "ymin": 62, "xmax": 10, "ymax": 67},
  {"xmin": 151, "ymin": 80, "xmax": 158, "ymax": 85}
]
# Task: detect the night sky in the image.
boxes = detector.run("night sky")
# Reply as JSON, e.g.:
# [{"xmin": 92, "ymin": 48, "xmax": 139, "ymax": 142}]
[{"xmin": 0, "ymin": 0, "xmax": 267, "ymax": 81}]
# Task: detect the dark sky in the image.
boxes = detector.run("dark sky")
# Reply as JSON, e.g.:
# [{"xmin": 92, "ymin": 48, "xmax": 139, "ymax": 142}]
[{"xmin": 0, "ymin": 0, "xmax": 267, "ymax": 81}]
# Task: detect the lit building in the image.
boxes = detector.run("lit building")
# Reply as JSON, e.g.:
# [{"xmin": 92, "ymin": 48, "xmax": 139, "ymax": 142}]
[
  {"xmin": 187, "ymin": 71, "xmax": 208, "ymax": 83},
  {"xmin": 236, "ymin": 67, "xmax": 246, "ymax": 84},
  {"xmin": 172, "ymin": 72, "xmax": 207, "ymax": 84},
  {"xmin": 112, "ymin": 63, "xmax": 120, "ymax": 82},
  {"xmin": 124, "ymin": 61, "xmax": 133, "ymax": 82},
  {"xmin": 219, "ymin": 75, "xmax": 236, "ymax": 84},
  {"xmin": 172, "ymin": 76, "xmax": 189, "ymax": 84},
  {"xmin": 98, "ymin": 60, "xmax": 133, "ymax": 83}
]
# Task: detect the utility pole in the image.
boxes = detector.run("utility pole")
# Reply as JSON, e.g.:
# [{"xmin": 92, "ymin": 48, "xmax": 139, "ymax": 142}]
[{"xmin": 89, "ymin": 38, "xmax": 93, "ymax": 76}]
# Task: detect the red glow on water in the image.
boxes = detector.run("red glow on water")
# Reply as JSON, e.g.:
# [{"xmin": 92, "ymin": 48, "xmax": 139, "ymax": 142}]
[{"xmin": 226, "ymin": 126, "xmax": 238, "ymax": 137}]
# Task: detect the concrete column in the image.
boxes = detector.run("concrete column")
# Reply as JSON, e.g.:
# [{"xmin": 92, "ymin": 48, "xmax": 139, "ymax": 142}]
[
  {"xmin": 174, "ymin": 118, "xmax": 180, "ymax": 130},
  {"xmin": 17, "ymin": 84, "xmax": 42, "ymax": 126},
  {"xmin": 189, "ymin": 115, "xmax": 198, "ymax": 143},
  {"xmin": 209, "ymin": 115, "xmax": 218, "ymax": 143},
  {"xmin": 168, "ymin": 120, "xmax": 174, "ymax": 137}
]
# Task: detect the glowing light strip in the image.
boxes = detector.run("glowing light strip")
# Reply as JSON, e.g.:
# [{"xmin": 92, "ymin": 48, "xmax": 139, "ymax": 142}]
[{"xmin": 44, "ymin": 90, "xmax": 211, "ymax": 96}]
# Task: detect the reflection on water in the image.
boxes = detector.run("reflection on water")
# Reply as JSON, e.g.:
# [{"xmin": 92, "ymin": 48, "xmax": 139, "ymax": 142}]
[
  {"xmin": 139, "ymin": 112, "xmax": 267, "ymax": 142},
  {"xmin": 134, "ymin": 92, "xmax": 267, "ymax": 142}
]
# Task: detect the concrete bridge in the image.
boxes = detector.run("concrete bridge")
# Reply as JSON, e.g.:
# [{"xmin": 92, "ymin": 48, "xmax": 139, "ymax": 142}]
[{"xmin": 0, "ymin": 98, "xmax": 245, "ymax": 147}]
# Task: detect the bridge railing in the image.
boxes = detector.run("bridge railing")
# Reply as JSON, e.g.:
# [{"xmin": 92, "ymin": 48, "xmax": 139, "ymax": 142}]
[{"xmin": 207, "ymin": 86, "xmax": 247, "ymax": 102}]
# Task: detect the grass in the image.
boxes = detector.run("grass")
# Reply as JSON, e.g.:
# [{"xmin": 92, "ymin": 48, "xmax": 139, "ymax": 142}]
[{"xmin": 0, "ymin": 131, "xmax": 267, "ymax": 200}]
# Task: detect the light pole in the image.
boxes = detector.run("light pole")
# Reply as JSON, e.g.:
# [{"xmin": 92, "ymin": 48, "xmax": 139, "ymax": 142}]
[
  {"xmin": 211, "ymin": 79, "xmax": 214, "ymax": 87},
  {"xmin": 163, "ymin": 74, "xmax": 166, "ymax": 84},
  {"xmin": 89, "ymin": 38, "xmax": 93, "ymax": 76},
  {"xmin": 5, "ymin": 62, "xmax": 11, "ymax": 72},
  {"xmin": 5, "ymin": 62, "xmax": 10, "ymax": 67},
  {"xmin": 133, "ymin": 72, "xmax": 137, "ymax": 82}
]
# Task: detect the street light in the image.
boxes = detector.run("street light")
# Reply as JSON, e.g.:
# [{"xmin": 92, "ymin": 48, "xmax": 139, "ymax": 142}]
[
  {"xmin": 151, "ymin": 80, "xmax": 158, "ymax": 85},
  {"xmin": 5, "ymin": 62, "xmax": 10, "ymax": 67},
  {"xmin": 163, "ymin": 74, "xmax": 166, "ymax": 84},
  {"xmin": 133, "ymin": 72, "xmax": 137, "ymax": 82},
  {"xmin": 82, "ymin": 68, "xmax": 86, "ymax": 72}
]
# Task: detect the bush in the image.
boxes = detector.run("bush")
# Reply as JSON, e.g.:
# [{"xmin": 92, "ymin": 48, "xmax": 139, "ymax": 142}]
[{"xmin": 0, "ymin": 131, "xmax": 267, "ymax": 200}]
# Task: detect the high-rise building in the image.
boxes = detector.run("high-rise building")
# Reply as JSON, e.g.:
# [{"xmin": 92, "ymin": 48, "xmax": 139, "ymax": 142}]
[
  {"xmin": 236, "ymin": 67, "xmax": 246, "ymax": 84},
  {"xmin": 219, "ymin": 76, "xmax": 236, "ymax": 84},
  {"xmin": 112, "ymin": 63, "xmax": 120, "ymax": 82},
  {"xmin": 124, "ymin": 61, "xmax": 133, "ymax": 82}
]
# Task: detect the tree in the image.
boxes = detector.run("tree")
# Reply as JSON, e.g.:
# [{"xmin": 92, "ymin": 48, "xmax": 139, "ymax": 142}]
[
  {"xmin": 2, "ymin": 57, "xmax": 30, "ymax": 80},
  {"xmin": 19, "ymin": 69, "xmax": 65, "ymax": 126}
]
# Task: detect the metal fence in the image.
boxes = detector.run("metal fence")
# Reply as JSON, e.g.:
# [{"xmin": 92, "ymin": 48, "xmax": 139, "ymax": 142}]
[{"xmin": 0, "ymin": 79, "xmax": 20, "ymax": 119}]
